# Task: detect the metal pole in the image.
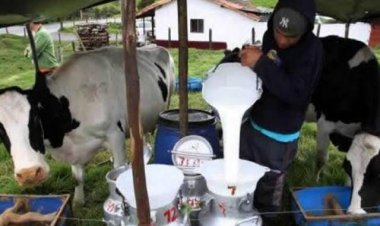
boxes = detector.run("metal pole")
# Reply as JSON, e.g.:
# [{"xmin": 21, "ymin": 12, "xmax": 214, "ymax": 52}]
[
  {"xmin": 177, "ymin": 0, "xmax": 189, "ymax": 137},
  {"xmin": 121, "ymin": 0, "xmax": 151, "ymax": 225}
]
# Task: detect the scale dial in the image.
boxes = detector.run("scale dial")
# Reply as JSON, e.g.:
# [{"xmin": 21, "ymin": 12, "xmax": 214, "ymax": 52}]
[{"xmin": 172, "ymin": 135, "xmax": 214, "ymax": 174}]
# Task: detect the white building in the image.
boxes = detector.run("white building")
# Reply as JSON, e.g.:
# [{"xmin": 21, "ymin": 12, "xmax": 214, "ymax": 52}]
[
  {"xmin": 137, "ymin": 0, "xmax": 268, "ymax": 49},
  {"xmin": 138, "ymin": 0, "xmax": 372, "ymax": 49}
]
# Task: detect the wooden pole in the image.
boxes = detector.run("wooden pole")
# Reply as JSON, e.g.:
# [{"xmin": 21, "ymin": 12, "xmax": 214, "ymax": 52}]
[
  {"xmin": 316, "ymin": 23, "xmax": 321, "ymax": 37},
  {"xmin": 59, "ymin": 19, "xmax": 63, "ymax": 30},
  {"xmin": 151, "ymin": 15, "xmax": 155, "ymax": 39},
  {"xmin": 121, "ymin": 0, "xmax": 151, "ymax": 225},
  {"xmin": 251, "ymin": 27, "xmax": 255, "ymax": 44},
  {"xmin": 345, "ymin": 23, "xmax": 350, "ymax": 38},
  {"xmin": 71, "ymin": 41, "xmax": 76, "ymax": 52},
  {"xmin": 177, "ymin": 0, "xmax": 189, "ymax": 137},
  {"xmin": 209, "ymin": 29, "xmax": 212, "ymax": 50},
  {"xmin": 168, "ymin": 27, "xmax": 171, "ymax": 48}
]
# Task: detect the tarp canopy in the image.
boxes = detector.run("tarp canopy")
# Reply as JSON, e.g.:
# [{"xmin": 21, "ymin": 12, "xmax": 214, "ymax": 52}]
[
  {"xmin": 0, "ymin": 0, "xmax": 379, "ymax": 27},
  {"xmin": 0, "ymin": 0, "xmax": 114, "ymax": 27},
  {"xmin": 316, "ymin": 0, "xmax": 380, "ymax": 22}
]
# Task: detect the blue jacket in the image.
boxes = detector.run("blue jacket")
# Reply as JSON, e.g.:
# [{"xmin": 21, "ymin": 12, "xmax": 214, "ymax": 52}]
[{"xmin": 250, "ymin": 0, "xmax": 323, "ymax": 134}]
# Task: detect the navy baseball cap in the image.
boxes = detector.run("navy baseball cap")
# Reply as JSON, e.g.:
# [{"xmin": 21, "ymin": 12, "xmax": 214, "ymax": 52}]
[{"xmin": 273, "ymin": 8, "xmax": 308, "ymax": 36}]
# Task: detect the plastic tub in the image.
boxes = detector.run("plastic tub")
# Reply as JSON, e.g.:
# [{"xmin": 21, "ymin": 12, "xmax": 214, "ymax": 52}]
[
  {"xmin": 154, "ymin": 109, "xmax": 221, "ymax": 164},
  {"xmin": 291, "ymin": 186, "xmax": 380, "ymax": 226}
]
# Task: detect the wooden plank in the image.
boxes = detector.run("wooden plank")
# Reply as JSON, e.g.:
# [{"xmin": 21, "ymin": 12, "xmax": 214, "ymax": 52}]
[
  {"xmin": 177, "ymin": 0, "xmax": 189, "ymax": 137},
  {"xmin": 121, "ymin": 0, "xmax": 151, "ymax": 225}
]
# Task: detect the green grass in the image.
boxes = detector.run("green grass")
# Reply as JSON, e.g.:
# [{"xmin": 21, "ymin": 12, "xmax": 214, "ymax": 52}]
[
  {"xmin": 251, "ymin": 0, "xmax": 277, "ymax": 8},
  {"xmin": 0, "ymin": 34, "xmax": 35, "ymax": 89},
  {"xmin": 0, "ymin": 34, "xmax": 375, "ymax": 224},
  {"xmin": 59, "ymin": 26, "xmax": 75, "ymax": 33},
  {"xmin": 106, "ymin": 22, "xmax": 122, "ymax": 34}
]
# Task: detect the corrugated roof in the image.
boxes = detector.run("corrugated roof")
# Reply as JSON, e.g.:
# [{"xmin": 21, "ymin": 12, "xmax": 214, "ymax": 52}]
[
  {"xmin": 136, "ymin": 0, "xmax": 174, "ymax": 18},
  {"xmin": 137, "ymin": 0, "xmax": 263, "ymax": 21}
]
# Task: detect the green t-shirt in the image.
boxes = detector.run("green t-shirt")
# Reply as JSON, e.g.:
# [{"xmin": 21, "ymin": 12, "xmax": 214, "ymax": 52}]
[{"xmin": 28, "ymin": 27, "xmax": 59, "ymax": 69}]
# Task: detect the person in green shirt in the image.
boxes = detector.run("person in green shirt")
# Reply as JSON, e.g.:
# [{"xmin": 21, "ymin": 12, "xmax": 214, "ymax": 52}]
[{"xmin": 24, "ymin": 21, "xmax": 59, "ymax": 74}]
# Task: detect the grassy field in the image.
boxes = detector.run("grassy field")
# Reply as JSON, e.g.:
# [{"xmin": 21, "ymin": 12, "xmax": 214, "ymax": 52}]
[{"xmin": 0, "ymin": 34, "xmax": 377, "ymax": 225}]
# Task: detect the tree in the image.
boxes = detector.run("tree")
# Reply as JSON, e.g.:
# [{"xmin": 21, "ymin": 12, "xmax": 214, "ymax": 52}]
[{"xmin": 137, "ymin": 0, "xmax": 155, "ymax": 10}]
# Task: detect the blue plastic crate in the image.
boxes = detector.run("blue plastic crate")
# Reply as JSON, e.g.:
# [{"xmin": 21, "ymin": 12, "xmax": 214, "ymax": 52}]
[
  {"xmin": 175, "ymin": 76, "xmax": 203, "ymax": 92},
  {"xmin": 0, "ymin": 194, "xmax": 71, "ymax": 226},
  {"xmin": 290, "ymin": 186, "xmax": 380, "ymax": 226}
]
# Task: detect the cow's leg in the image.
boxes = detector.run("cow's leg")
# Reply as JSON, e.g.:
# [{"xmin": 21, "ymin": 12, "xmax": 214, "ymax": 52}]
[
  {"xmin": 315, "ymin": 115, "xmax": 334, "ymax": 181},
  {"xmin": 107, "ymin": 130, "xmax": 126, "ymax": 168},
  {"xmin": 71, "ymin": 164, "xmax": 85, "ymax": 205}
]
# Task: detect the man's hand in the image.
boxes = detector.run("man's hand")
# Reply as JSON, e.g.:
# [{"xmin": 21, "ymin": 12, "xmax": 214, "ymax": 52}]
[{"xmin": 239, "ymin": 46, "xmax": 263, "ymax": 68}]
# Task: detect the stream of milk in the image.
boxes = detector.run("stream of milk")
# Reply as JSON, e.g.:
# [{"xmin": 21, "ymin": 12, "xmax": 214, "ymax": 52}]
[{"xmin": 205, "ymin": 87, "xmax": 257, "ymax": 184}]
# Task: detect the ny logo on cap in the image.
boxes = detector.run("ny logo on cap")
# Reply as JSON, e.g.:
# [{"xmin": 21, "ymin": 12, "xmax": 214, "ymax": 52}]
[{"xmin": 279, "ymin": 17, "xmax": 289, "ymax": 28}]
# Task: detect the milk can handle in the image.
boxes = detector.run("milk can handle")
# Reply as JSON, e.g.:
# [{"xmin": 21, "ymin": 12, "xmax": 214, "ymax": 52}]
[
  {"xmin": 143, "ymin": 142, "xmax": 153, "ymax": 164},
  {"xmin": 234, "ymin": 216, "xmax": 259, "ymax": 225},
  {"xmin": 203, "ymin": 193, "xmax": 214, "ymax": 208}
]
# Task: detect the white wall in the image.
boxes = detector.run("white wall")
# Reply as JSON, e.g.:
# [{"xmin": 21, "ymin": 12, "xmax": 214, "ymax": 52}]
[
  {"xmin": 314, "ymin": 22, "xmax": 371, "ymax": 44},
  {"xmin": 155, "ymin": 0, "xmax": 267, "ymax": 49},
  {"xmin": 154, "ymin": 0, "xmax": 372, "ymax": 49}
]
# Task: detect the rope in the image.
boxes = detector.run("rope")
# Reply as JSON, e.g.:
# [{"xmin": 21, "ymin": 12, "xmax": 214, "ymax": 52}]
[
  {"xmin": 58, "ymin": 216, "xmax": 106, "ymax": 223},
  {"xmin": 51, "ymin": 204, "xmax": 380, "ymax": 224}
]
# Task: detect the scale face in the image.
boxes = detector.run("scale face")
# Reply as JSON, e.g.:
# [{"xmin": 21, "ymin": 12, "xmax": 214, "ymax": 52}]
[{"xmin": 171, "ymin": 135, "xmax": 214, "ymax": 174}]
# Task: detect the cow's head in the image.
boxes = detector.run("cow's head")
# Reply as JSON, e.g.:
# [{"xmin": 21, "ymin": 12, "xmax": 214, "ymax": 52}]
[
  {"xmin": 344, "ymin": 133, "xmax": 380, "ymax": 214},
  {"xmin": 0, "ymin": 87, "xmax": 49, "ymax": 186},
  {"xmin": 0, "ymin": 85, "xmax": 79, "ymax": 187}
]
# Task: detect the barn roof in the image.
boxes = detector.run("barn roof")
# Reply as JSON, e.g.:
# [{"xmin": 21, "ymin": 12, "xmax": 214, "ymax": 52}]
[{"xmin": 136, "ymin": 0, "xmax": 266, "ymax": 22}]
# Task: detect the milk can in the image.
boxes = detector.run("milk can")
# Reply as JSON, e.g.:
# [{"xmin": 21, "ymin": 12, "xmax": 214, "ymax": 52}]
[
  {"xmin": 124, "ymin": 198, "xmax": 184, "ymax": 226},
  {"xmin": 198, "ymin": 192, "xmax": 262, "ymax": 226},
  {"xmin": 103, "ymin": 165, "xmax": 129, "ymax": 226},
  {"xmin": 116, "ymin": 164, "xmax": 186, "ymax": 226},
  {"xmin": 171, "ymin": 135, "xmax": 215, "ymax": 224}
]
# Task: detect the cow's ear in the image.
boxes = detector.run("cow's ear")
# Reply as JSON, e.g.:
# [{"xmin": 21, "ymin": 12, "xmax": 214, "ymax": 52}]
[
  {"xmin": 29, "ymin": 109, "xmax": 45, "ymax": 154},
  {"xmin": 0, "ymin": 123, "xmax": 11, "ymax": 153}
]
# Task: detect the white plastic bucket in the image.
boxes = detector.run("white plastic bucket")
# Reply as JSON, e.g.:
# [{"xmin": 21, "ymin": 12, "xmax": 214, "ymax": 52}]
[
  {"xmin": 203, "ymin": 63, "xmax": 261, "ymax": 184},
  {"xmin": 199, "ymin": 159, "xmax": 269, "ymax": 197},
  {"xmin": 115, "ymin": 164, "xmax": 184, "ymax": 210}
]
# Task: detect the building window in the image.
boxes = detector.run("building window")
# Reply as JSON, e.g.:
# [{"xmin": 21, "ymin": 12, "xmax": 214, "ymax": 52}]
[{"xmin": 190, "ymin": 19, "xmax": 204, "ymax": 33}]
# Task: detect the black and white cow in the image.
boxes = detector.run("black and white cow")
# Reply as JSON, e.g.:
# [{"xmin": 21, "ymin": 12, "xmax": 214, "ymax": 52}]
[
  {"xmin": 307, "ymin": 36, "xmax": 380, "ymax": 214},
  {"xmin": 217, "ymin": 36, "xmax": 380, "ymax": 214},
  {"xmin": 0, "ymin": 46, "xmax": 175, "ymax": 204}
]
